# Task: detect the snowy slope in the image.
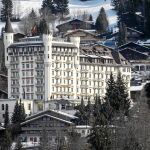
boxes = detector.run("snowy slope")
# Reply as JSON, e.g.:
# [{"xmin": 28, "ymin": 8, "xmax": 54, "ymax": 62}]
[
  {"xmin": 0, "ymin": 0, "xmax": 117, "ymax": 32},
  {"xmin": 69, "ymin": 0, "xmax": 117, "ymax": 24}
]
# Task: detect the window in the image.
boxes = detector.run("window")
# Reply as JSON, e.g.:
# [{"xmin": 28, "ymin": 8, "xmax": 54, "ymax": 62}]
[
  {"xmin": 34, "ymin": 137, "xmax": 37, "ymax": 142},
  {"xmin": 2, "ymin": 114, "xmax": 5, "ymax": 118},
  {"xmin": 2, "ymin": 104, "xmax": 4, "ymax": 110},
  {"xmin": 6, "ymin": 104, "xmax": 8, "ymax": 110},
  {"xmin": 28, "ymin": 104, "xmax": 31, "ymax": 110},
  {"xmin": 26, "ymin": 64, "xmax": 29, "ymax": 68}
]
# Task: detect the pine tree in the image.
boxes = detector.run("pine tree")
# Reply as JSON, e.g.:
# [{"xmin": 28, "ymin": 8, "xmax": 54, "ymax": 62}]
[
  {"xmin": 88, "ymin": 96, "xmax": 111, "ymax": 150},
  {"xmin": 41, "ymin": 0, "xmax": 55, "ymax": 14},
  {"xmin": 11, "ymin": 101, "xmax": 20, "ymax": 124},
  {"xmin": 19, "ymin": 99, "xmax": 26, "ymax": 123},
  {"xmin": 11, "ymin": 100, "xmax": 26, "ymax": 138},
  {"xmin": 14, "ymin": 139, "xmax": 23, "ymax": 150},
  {"xmin": 75, "ymin": 98, "xmax": 87, "ymax": 125},
  {"xmin": 39, "ymin": 127, "xmax": 49, "ymax": 150},
  {"xmin": 1, "ymin": 128, "xmax": 12, "ymax": 150},
  {"xmin": 38, "ymin": 19, "xmax": 50, "ymax": 35},
  {"xmin": 11, "ymin": 99, "xmax": 26, "ymax": 124},
  {"xmin": 116, "ymin": 72, "xmax": 130, "ymax": 115},
  {"xmin": 117, "ymin": 22, "xmax": 127, "ymax": 46},
  {"xmin": 55, "ymin": 0, "xmax": 69, "ymax": 17},
  {"xmin": 112, "ymin": 0, "xmax": 137, "ymax": 27},
  {"xmin": 105, "ymin": 73, "xmax": 119, "ymax": 112},
  {"xmin": 29, "ymin": 9, "xmax": 37, "ymax": 20},
  {"xmin": 85, "ymin": 97, "xmax": 93, "ymax": 125},
  {"xmin": 1, "ymin": 0, "xmax": 13, "ymax": 21},
  {"xmin": 94, "ymin": 96, "xmax": 108, "ymax": 125},
  {"xmin": 89, "ymin": 14, "xmax": 93, "ymax": 21},
  {"xmin": 4, "ymin": 104, "xmax": 9, "ymax": 128},
  {"xmin": 88, "ymin": 123, "xmax": 111, "ymax": 150},
  {"xmin": 144, "ymin": 83, "xmax": 150, "ymax": 108},
  {"xmin": 144, "ymin": 0, "xmax": 150, "ymax": 37},
  {"xmin": 95, "ymin": 7, "xmax": 109, "ymax": 33}
]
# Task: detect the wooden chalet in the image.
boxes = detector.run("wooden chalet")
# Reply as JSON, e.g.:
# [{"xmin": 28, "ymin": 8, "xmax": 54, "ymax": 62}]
[
  {"xmin": 64, "ymin": 29, "xmax": 99, "ymax": 44},
  {"xmin": 56, "ymin": 19, "xmax": 95, "ymax": 33},
  {"xmin": 108, "ymin": 27, "xmax": 144, "ymax": 42},
  {"xmin": 118, "ymin": 42, "xmax": 150, "ymax": 60},
  {"xmin": 20, "ymin": 109, "xmax": 76, "ymax": 148}
]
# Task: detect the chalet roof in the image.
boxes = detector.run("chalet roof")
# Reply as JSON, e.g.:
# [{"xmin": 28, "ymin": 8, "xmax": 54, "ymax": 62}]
[
  {"xmin": 126, "ymin": 27, "xmax": 144, "ymax": 35},
  {"xmin": 64, "ymin": 29, "xmax": 96, "ymax": 37},
  {"xmin": 21, "ymin": 114, "xmax": 73, "ymax": 126},
  {"xmin": 119, "ymin": 47, "xmax": 149, "ymax": 61},
  {"xmin": 118, "ymin": 42, "xmax": 150, "ymax": 54},
  {"xmin": 108, "ymin": 27, "xmax": 144, "ymax": 39},
  {"xmin": 24, "ymin": 109, "xmax": 77, "ymax": 122},
  {"xmin": 56, "ymin": 18, "xmax": 94, "ymax": 29},
  {"xmin": 4, "ymin": 17, "xmax": 13, "ymax": 33},
  {"xmin": 119, "ymin": 47, "xmax": 149, "ymax": 56}
]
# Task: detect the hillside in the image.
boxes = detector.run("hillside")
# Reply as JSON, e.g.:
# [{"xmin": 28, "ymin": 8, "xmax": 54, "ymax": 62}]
[{"xmin": 0, "ymin": 0, "xmax": 117, "ymax": 33}]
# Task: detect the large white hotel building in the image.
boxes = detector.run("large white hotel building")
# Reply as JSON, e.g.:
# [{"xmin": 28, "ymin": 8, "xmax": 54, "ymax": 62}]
[{"xmin": 3, "ymin": 19, "xmax": 131, "ymax": 101}]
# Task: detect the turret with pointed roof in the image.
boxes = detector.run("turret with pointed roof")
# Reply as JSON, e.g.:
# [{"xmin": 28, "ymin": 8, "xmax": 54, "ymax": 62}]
[
  {"xmin": 3, "ymin": 16, "xmax": 14, "ymax": 69},
  {"xmin": 4, "ymin": 17, "xmax": 13, "ymax": 33}
]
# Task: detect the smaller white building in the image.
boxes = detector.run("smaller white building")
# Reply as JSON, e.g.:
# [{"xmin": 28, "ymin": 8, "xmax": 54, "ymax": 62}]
[
  {"xmin": 75, "ymin": 125, "xmax": 92, "ymax": 137},
  {"xmin": 0, "ymin": 98, "xmax": 78, "ymax": 123},
  {"xmin": 0, "ymin": 98, "xmax": 43, "ymax": 123}
]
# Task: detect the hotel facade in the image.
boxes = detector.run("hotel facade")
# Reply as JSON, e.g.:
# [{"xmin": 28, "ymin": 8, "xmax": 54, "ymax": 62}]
[{"xmin": 4, "ymin": 19, "xmax": 131, "ymax": 101}]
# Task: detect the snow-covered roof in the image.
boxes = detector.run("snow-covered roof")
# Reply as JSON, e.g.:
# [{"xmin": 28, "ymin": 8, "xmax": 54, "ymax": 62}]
[
  {"xmin": 80, "ymin": 54, "xmax": 88, "ymax": 57},
  {"xmin": 52, "ymin": 109, "xmax": 78, "ymax": 119},
  {"xmin": 130, "ymin": 82, "xmax": 148, "ymax": 91},
  {"xmin": 127, "ymin": 27, "xmax": 144, "ymax": 34},
  {"xmin": 76, "ymin": 125, "xmax": 92, "ymax": 129},
  {"xmin": 100, "ymin": 55, "xmax": 113, "ymax": 59},
  {"xmin": 64, "ymin": 29, "xmax": 96, "ymax": 37},
  {"xmin": 86, "ymin": 54, "xmax": 99, "ymax": 58},
  {"xmin": 0, "ymin": 126, "xmax": 5, "ymax": 130},
  {"xmin": 8, "ymin": 40, "xmax": 77, "ymax": 48},
  {"xmin": 21, "ymin": 114, "xmax": 74, "ymax": 125}
]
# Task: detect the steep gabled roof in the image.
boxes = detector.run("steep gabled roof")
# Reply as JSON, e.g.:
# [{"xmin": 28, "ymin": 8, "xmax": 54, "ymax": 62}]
[
  {"xmin": 56, "ymin": 18, "xmax": 94, "ymax": 29},
  {"xmin": 126, "ymin": 27, "xmax": 144, "ymax": 35},
  {"xmin": 118, "ymin": 42, "xmax": 150, "ymax": 53},
  {"xmin": 119, "ymin": 47, "xmax": 149, "ymax": 61},
  {"xmin": 64, "ymin": 29, "xmax": 96, "ymax": 37},
  {"xmin": 21, "ymin": 114, "xmax": 73, "ymax": 126},
  {"xmin": 5, "ymin": 17, "xmax": 13, "ymax": 33},
  {"xmin": 24, "ymin": 109, "xmax": 77, "ymax": 122}
]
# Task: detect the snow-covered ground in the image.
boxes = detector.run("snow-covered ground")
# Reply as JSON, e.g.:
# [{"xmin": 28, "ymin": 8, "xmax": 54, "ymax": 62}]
[
  {"xmin": 0, "ymin": 0, "xmax": 117, "ymax": 33},
  {"xmin": 69, "ymin": 0, "xmax": 117, "ymax": 24}
]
